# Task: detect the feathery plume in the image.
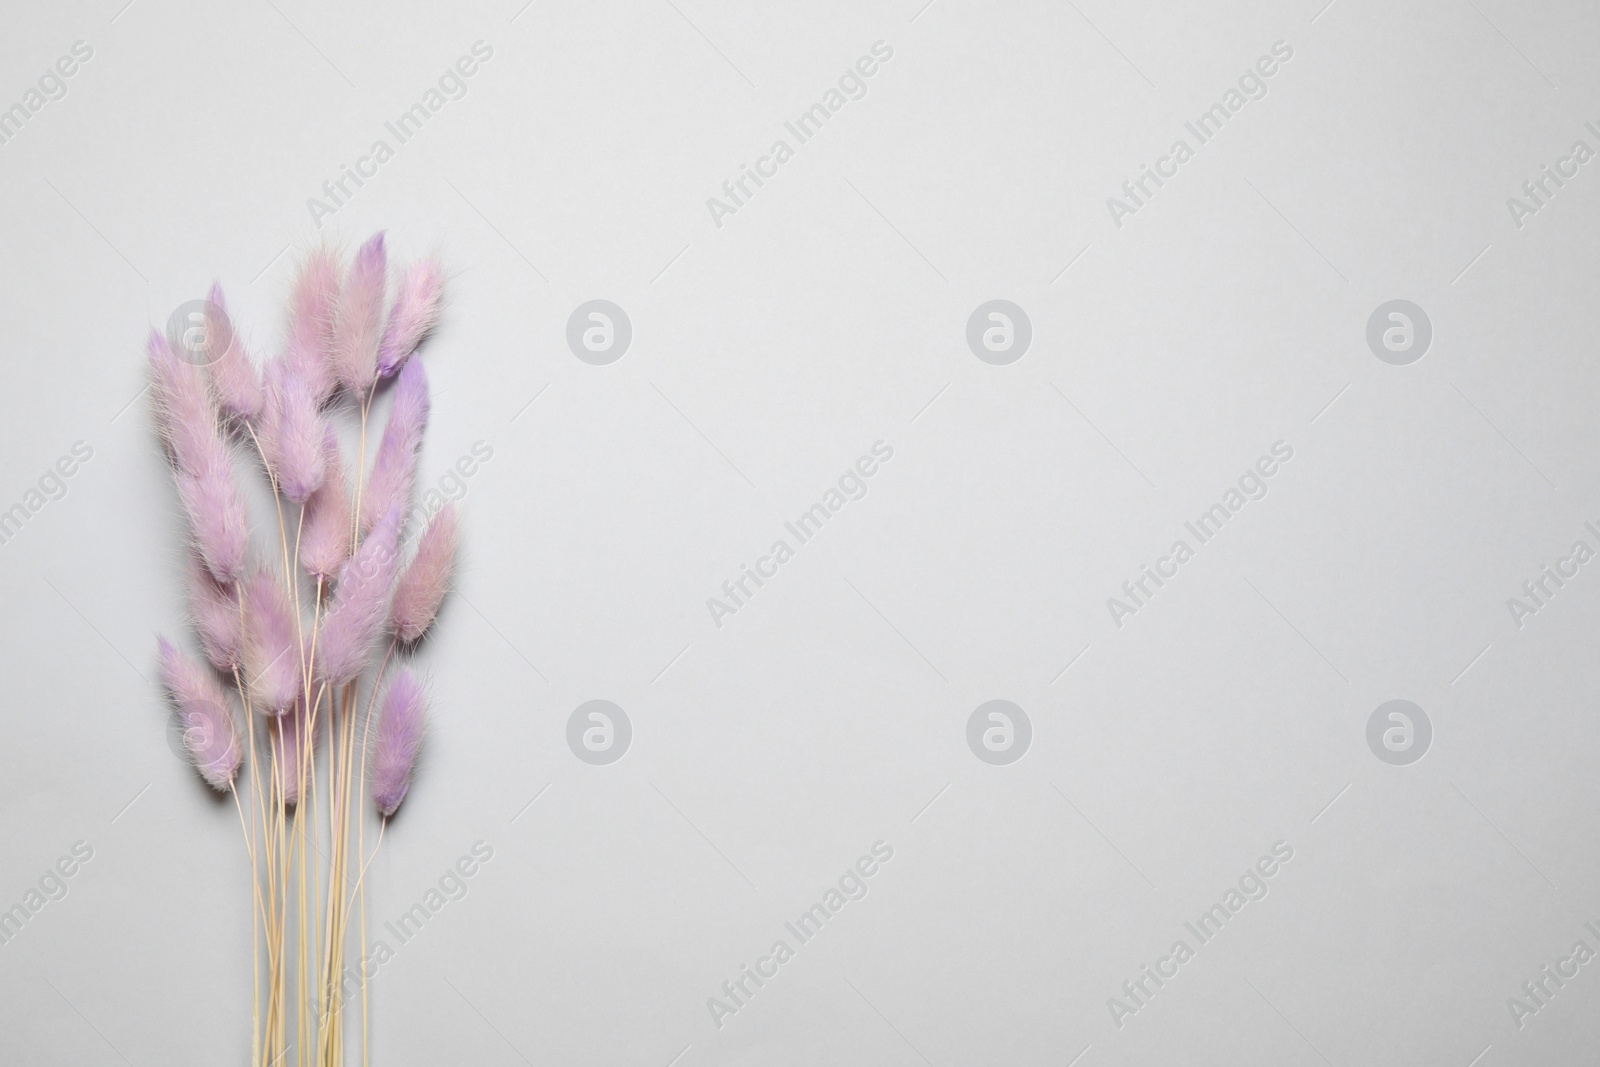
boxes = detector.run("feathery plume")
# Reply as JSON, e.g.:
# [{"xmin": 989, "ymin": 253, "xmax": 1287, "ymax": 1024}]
[
  {"xmin": 244, "ymin": 570, "xmax": 301, "ymax": 713},
  {"xmin": 317, "ymin": 508, "xmax": 401, "ymax": 687},
  {"xmin": 188, "ymin": 555, "xmax": 242, "ymax": 671},
  {"xmin": 299, "ymin": 425, "xmax": 351, "ymax": 583},
  {"xmin": 203, "ymin": 283, "xmax": 264, "ymax": 419},
  {"xmin": 261, "ymin": 362, "xmax": 327, "ymax": 503},
  {"xmin": 391, "ymin": 504, "xmax": 457, "ymax": 643},
  {"xmin": 270, "ymin": 704, "xmax": 316, "ymax": 806},
  {"xmin": 332, "ymin": 232, "xmax": 387, "ymax": 395},
  {"xmin": 359, "ymin": 358, "xmax": 429, "ymax": 533},
  {"xmin": 370, "ymin": 668, "xmax": 424, "ymax": 817},
  {"xmin": 157, "ymin": 637, "xmax": 243, "ymax": 791},
  {"xmin": 178, "ymin": 445, "xmax": 249, "ymax": 585},
  {"xmin": 149, "ymin": 329, "xmax": 219, "ymax": 474},
  {"xmin": 284, "ymin": 245, "xmax": 341, "ymax": 401},
  {"xmin": 377, "ymin": 257, "xmax": 443, "ymax": 377}
]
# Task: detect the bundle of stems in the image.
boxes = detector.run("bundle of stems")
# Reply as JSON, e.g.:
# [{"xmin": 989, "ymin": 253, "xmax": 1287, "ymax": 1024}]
[{"xmin": 152, "ymin": 236, "xmax": 457, "ymax": 1067}]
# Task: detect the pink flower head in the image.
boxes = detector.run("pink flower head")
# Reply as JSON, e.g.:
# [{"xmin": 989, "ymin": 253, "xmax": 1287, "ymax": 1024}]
[
  {"xmin": 391, "ymin": 504, "xmax": 457, "ymax": 644},
  {"xmin": 284, "ymin": 245, "xmax": 341, "ymax": 402},
  {"xmin": 317, "ymin": 508, "xmax": 401, "ymax": 687},
  {"xmin": 149, "ymin": 328, "xmax": 219, "ymax": 475},
  {"xmin": 333, "ymin": 231, "xmax": 387, "ymax": 395},
  {"xmin": 157, "ymin": 637, "xmax": 242, "ymax": 791},
  {"xmin": 244, "ymin": 570, "xmax": 301, "ymax": 713},
  {"xmin": 178, "ymin": 444, "xmax": 249, "ymax": 585},
  {"xmin": 359, "ymin": 358, "xmax": 429, "ymax": 533},
  {"xmin": 271, "ymin": 703, "xmax": 316, "ymax": 806},
  {"xmin": 299, "ymin": 425, "xmax": 351, "ymax": 584},
  {"xmin": 203, "ymin": 283, "xmax": 264, "ymax": 419},
  {"xmin": 188, "ymin": 554, "xmax": 242, "ymax": 671},
  {"xmin": 377, "ymin": 258, "xmax": 443, "ymax": 377},
  {"xmin": 261, "ymin": 362, "xmax": 327, "ymax": 503},
  {"xmin": 370, "ymin": 668, "xmax": 425, "ymax": 817}
]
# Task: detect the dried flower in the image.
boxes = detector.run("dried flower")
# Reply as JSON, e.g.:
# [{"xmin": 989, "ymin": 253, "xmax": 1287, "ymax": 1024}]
[
  {"xmin": 261, "ymin": 362, "xmax": 327, "ymax": 503},
  {"xmin": 370, "ymin": 668, "xmax": 424, "ymax": 817},
  {"xmin": 299, "ymin": 425, "xmax": 350, "ymax": 584},
  {"xmin": 359, "ymin": 358, "xmax": 429, "ymax": 533},
  {"xmin": 157, "ymin": 637, "xmax": 242, "ymax": 791},
  {"xmin": 204, "ymin": 283, "xmax": 263, "ymax": 420},
  {"xmin": 178, "ymin": 444, "xmax": 250, "ymax": 585},
  {"xmin": 244, "ymin": 570, "xmax": 301, "ymax": 713},
  {"xmin": 317, "ymin": 508, "xmax": 401, "ymax": 687},
  {"xmin": 284, "ymin": 245, "xmax": 341, "ymax": 402},
  {"xmin": 148, "ymin": 329, "xmax": 218, "ymax": 475},
  {"xmin": 188, "ymin": 555, "xmax": 242, "ymax": 671},
  {"xmin": 377, "ymin": 258, "xmax": 443, "ymax": 377},
  {"xmin": 332, "ymin": 232, "xmax": 387, "ymax": 395},
  {"xmin": 391, "ymin": 504, "xmax": 457, "ymax": 643}
]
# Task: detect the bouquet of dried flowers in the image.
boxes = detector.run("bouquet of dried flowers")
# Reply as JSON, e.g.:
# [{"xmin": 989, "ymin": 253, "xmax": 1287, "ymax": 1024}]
[{"xmin": 150, "ymin": 234, "xmax": 455, "ymax": 1067}]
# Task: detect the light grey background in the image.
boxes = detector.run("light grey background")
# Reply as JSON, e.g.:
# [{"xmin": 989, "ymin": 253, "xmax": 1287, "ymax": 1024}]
[{"xmin": 2, "ymin": 0, "xmax": 1598, "ymax": 1064}]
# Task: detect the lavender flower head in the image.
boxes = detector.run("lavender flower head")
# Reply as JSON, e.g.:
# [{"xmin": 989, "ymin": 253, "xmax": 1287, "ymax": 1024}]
[
  {"xmin": 377, "ymin": 257, "xmax": 443, "ymax": 377},
  {"xmin": 284, "ymin": 246, "xmax": 340, "ymax": 402},
  {"xmin": 391, "ymin": 503, "xmax": 457, "ymax": 644},
  {"xmin": 203, "ymin": 283, "xmax": 263, "ymax": 420},
  {"xmin": 370, "ymin": 668, "xmax": 425, "ymax": 817},
  {"xmin": 157, "ymin": 637, "xmax": 242, "ymax": 791},
  {"xmin": 260, "ymin": 361, "xmax": 327, "ymax": 503},
  {"xmin": 359, "ymin": 357, "xmax": 429, "ymax": 533},
  {"xmin": 332, "ymin": 231, "xmax": 387, "ymax": 396},
  {"xmin": 244, "ymin": 570, "xmax": 301, "ymax": 713},
  {"xmin": 317, "ymin": 507, "xmax": 401, "ymax": 687}
]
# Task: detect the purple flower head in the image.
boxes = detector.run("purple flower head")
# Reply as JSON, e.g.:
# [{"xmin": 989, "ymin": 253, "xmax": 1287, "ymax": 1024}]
[
  {"xmin": 178, "ymin": 443, "xmax": 249, "ymax": 585},
  {"xmin": 377, "ymin": 258, "xmax": 443, "ymax": 377},
  {"xmin": 157, "ymin": 637, "xmax": 242, "ymax": 791},
  {"xmin": 391, "ymin": 504, "xmax": 457, "ymax": 644},
  {"xmin": 370, "ymin": 668, "xmax": 425, "ymax": 817},
  {"xmin": 299, "ymin": 425, "xmax": 351, "ymax": 584},
  {"xmin": 204, "ymin": 283, "xmax": 264, "ymax": 420},
  {"xmin": 188, "ymin": 554, "xmax": 242, "ymax": 671},
  {"xmin": 359, "ymin": 358, "xmax": 429, "ymax": 534},
  {"xmin": 284, "ymin": 245, "xmax": 341, "ymax": 403},
  {"xmin": 244, "ymin": 570, "xmax": 301, "ymax": 713},
  {"xmin": 317, "ymin": 508, "xmax": 401, "ymax": 687},
  {"xmin": 261, "ymin": 362, "xmax": 327, "ymax": 503},
  {"xmin": 149, "ymin": 328, "xmax": 219, "ymax": 475},
  {"xmin": 333, "ymin": 231, "xmax": 387, "ymax": 395}
]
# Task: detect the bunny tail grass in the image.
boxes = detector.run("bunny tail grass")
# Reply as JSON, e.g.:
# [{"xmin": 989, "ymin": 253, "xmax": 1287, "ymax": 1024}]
[
  {"xmin": 359, "ymin": 357, "xmax": 429, "ymax": 533},
  {"xmin": 243, "ymin": 570, "xmax": 301, "ymax": 713},
  {"xmin": 261, "ymin": 362, "xmax": 327, "ymax": 503},
  {"xmin": 317, "ymin": 508, "xmax": 401, "ymax": 687},
  {"xmin": 178, "ymin": 443, "xmax": 250, "ymax": 585},
  {"xmin": 370, "ymin": 668, "xmax": 425, "ymax": 817},
  {"xmin": 377, "ymin": 257, "xmax": 443, "ymax": 377},
  {"xmin": 157, "ymin": 637, "xmax": 243, "ymax": 791},
  {"xmin": 300, "ymin": 425, "xmax": 351, "ymax": 583},
  {"xmin": 284, "ymin": 245, "xmax": 341, "ymax": 402},
  {"xmin": 188, "ymin": 554, "xmax": 242, "ymax": 671},
  {"xmin": 391, "ymin": 503, "xmax": 457, "ymax": 644},
  {"xmin": 204, "ymin": 283, "xmax": 264, "ymax": 420},
  {"xmin": 148, "ymin": 328, "xmax": 220, "ymax": 475},
  {"xmin": 332, "ymin": 231, "xmax": 387, "ymax": 395}
]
